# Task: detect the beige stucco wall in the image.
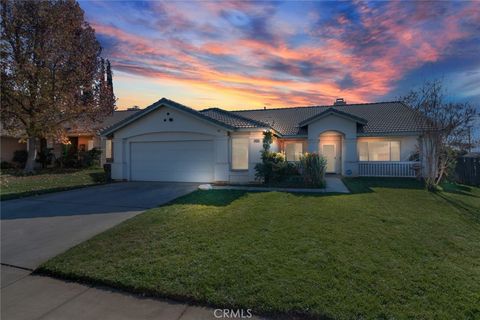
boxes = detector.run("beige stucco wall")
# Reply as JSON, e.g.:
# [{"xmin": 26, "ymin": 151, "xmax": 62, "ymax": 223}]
[
  {"xmin": 228, "ymin": 130, "xmax": 273, "ymax": 183},
  {"xmin": 1, "ymin": 137, "xmax": 26, "ymax": 162},
  {"xmin": 109, "ymin": 105, "xmax": 230, "ymax": 182},
  {"xmin": 105, "ymin": 106, "xmax": 421, "ymax": 182},
  {"xmin": 307, "ymin": 114, "xmax": 358, "ymax": 176}
]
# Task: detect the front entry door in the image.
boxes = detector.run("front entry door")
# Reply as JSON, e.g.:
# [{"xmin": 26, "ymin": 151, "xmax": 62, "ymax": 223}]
[{"xmin": 322, "ymin": 144, "xmax": 336, "ymax": 173}]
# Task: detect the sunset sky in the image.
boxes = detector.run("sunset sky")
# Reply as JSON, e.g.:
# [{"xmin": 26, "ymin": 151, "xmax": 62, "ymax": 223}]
[{"xmin": 79, "ymin": 0, "xmax": 480, "ymax": 111}]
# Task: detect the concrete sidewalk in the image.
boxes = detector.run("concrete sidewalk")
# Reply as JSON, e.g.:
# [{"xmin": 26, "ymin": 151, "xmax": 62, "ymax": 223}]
[{"xmin": 1, "ymin": 265, "xmax": 266, "ymax": 320}]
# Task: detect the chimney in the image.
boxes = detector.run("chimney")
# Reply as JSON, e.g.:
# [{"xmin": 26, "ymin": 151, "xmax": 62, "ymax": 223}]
[{"xmin": 333, "ymin": 98, "xmax": 347, "ymax": 106}]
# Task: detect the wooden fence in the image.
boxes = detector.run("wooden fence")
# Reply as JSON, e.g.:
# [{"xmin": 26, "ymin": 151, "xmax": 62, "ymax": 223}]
[{"xmin": 455, "ymin": 157, "xmax": 480, "ymax": 186}]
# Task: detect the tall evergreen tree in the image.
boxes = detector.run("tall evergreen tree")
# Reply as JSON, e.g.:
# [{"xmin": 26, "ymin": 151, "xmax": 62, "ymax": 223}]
[
  {"xmin": 0, "ymin": 0, "xmax": 116, "ymax": 171},
  {"xmin": 106, "ymin": 60, "xmax": 113, "ymax": 89}
]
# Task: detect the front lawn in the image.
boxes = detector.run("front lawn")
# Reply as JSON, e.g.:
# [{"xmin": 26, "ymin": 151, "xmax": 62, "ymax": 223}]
[
  {"xmin": 38, "ymin": 179, "xmax": 480, "ymax": 319},
  {"xmin": 0, "ymin": 168, "xmax": 107, "ymax": 200}
]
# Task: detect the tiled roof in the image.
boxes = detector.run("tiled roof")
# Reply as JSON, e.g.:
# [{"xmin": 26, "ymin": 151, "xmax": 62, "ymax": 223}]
[
  {"xmin": 100, "ymin": 98, "xmax": 430, "ymax": 137},
  {"xmin": 66, "ymin": 110, "xmax": 141, "ymax": 135},
  {"xmin": 200, "ymin": 108, "xmax": 269, "ymax": 129},
  {"xmin": 102, "ymin": 98, "xmax": 238, "ymax": 136},
  {"xmin": 99, "ymin": 110, "xmax": 141, "ymax": 131},
  {"xmin": 229, "ymin": 101, "xmax": 430, "ymax": 136}
]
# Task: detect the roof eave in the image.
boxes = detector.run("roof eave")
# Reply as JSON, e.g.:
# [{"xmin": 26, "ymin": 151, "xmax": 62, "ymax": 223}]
[{"xmin": 356, "ymin": 131, "xmax": 423, "ymax": 137}]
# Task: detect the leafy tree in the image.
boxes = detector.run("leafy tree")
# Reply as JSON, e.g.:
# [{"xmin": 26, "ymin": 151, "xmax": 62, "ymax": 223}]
[
  {"xmin": 0, "ymin": 0, "xmax": 115, "ymax": 172},
  {"xmin": 402, "ymin": 79, "xmax": 478, "ymax": 190}
]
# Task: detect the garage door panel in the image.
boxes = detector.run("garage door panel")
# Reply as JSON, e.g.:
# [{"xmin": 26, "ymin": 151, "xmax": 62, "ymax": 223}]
[{"xmin": 130, "ymin": 141, "xmax": 214, "ymax": 182}]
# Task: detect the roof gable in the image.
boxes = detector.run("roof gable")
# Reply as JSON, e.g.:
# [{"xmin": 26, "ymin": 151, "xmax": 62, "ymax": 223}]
[
  {"xmin": 101, "ymin": 98, "xmax": 235, "ymax": 136},
  {"xmin": 299, "ymin": 108, "xmax": 368, "ymax": 127}
]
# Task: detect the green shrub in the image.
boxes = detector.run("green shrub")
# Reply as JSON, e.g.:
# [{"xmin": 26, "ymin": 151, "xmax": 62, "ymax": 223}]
[
  {"xmin": 13, "ymin": 150, "xmax": 28, "ymax": 166},
  {"xmin": 56, "ymin": 144, "xmax": 78, "ymax": 168},
  {"xmin": 79, "ymin": 148, "xmax": 102, "ymax": 167},
  {"xmin": 36, "ymin": 147, "xmax": 54, "ymax": 168},
  {"xmin": 58, "ymin": 146, "xmax": 102, "ymax": 168},
  {"xmin": 255, "ymin": 131, "xmax": 301, "ymax": 184},
  {"xmin": 1, "ymin": 161, "xmax": 15, "ymax": 169},
  {"xmin": 298, "ymin": 153, "xmax": 327, "ymax": 187},
  {"xmin": 255, "ymin": 151, "xmax": 298, "ymax": 184}
]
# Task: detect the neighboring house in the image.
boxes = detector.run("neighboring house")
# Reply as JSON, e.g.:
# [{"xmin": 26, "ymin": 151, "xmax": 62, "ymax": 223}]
[
  {"xmin": 0, "ymin": 108, "xmax": 140, "ymax": 165},
  {"xmin": 57, "ymin": 108, "xmax": 140, "ymax": 164},
  {"xmin": 102, "ymin": 98, "xmax": 430, "ymax": 183},
  {"xmin": 0, "ymin": 127, "xmax": 26, "ymax": 163}
]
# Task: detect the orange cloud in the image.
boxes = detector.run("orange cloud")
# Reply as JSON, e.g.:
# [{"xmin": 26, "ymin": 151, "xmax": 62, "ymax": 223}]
[{"xmin": 87, "ymin": 1, "xmax": 479, "ymax": 110}]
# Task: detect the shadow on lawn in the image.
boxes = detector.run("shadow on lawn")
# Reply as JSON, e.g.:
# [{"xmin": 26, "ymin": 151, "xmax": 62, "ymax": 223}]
[
  {"xmin": 172, "ymin": 189, "xmax": 249, "ymax": 207},
  {"xmin": 435, "ymin": 192, "xmax": 479, "ymax": 217},
  {"xmin": 440, "ymin": 182, "xmax": 478, "ymax": 198},
  {"xmin": 342, "ymin": 177, "xmax": 424, "ymax": 194}
]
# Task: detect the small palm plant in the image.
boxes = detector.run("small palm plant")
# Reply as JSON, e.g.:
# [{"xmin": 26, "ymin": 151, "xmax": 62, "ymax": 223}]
[{"xmin": 298, "ymin": 153, "xmax": 327, "ymax": 187}]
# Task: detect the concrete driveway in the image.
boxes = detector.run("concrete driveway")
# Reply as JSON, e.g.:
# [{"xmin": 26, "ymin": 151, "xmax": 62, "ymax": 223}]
[
  {"xmin": 1, "ymin": 182, "xmax": 198, "ymax": 270},
  {"xmin": 1, "ymin": 182, "xmax": 268, "ymax": 320}
]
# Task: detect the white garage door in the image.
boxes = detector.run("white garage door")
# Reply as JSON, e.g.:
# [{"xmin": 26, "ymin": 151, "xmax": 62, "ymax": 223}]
[{"xmin": 130, "ymin": 140, "xmax": 214, "ymax": 182}]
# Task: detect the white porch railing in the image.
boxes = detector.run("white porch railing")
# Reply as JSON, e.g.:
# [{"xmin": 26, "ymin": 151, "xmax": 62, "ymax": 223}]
[{"xmin": 358, "ymin": 161, "xmax": 420, "ymax": 177}]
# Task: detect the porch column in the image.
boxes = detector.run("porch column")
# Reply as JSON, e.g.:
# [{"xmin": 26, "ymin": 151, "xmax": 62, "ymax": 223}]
[{"xmin": 343, "ymin": 137, "xmax": 358, "ymax": 176}]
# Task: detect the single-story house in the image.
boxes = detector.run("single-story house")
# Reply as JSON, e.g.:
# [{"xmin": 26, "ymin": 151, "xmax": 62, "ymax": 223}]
[
  {"xmin": 0, "ymin": 108, "xmax": 140, "ymax": 166},
  {"xmin": 0, "ymin": 129, "xmax": 26, "ymax": 163},
  {"xmin": 58, "ymin": 108, "xmax": 140, "ymax": 164},
  {"xmin": 102, "ymin": 98, "xmax": 430, "ymax": 183}
]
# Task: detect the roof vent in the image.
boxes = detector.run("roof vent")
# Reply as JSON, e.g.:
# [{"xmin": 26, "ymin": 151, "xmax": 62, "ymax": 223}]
[
  {"xmin": 127, "ymin": 106, "xmax": 140, "ymax": 111},
  {"xmin": 333, "ymin": 98, "xmax": 347, "ymax": 106}
]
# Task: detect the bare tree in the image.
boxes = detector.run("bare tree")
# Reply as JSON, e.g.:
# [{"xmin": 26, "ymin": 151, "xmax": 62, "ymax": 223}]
[
  {"xmin": 0, "ymin": 0, "xmax": 115, "ymax": 172},
  {"xmin": 402, "ymin": 80, "xmax": 478, "ymax": 190}
]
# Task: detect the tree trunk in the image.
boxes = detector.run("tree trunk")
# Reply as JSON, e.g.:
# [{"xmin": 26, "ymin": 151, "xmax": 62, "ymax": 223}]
[{"xmin": 24, "ymin": 136, "xmax": 37, "ymax": 172}]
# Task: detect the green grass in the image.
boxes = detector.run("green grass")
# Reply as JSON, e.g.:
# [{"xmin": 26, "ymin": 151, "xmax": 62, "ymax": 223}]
[
  {"xmin": 38, "ymin": 179, "xmax": 480, "ymax": 319},
  {"xmin": 0, "ymin": 168, "xmax": 107, "ymax": 200}
]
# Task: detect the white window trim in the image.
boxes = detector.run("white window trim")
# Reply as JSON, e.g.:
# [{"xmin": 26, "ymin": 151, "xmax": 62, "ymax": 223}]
[
  {"xmin": 231, "ymin": 137, "xmax": 249, "ymax": 170},
  {"xmin": 358, "ymin": 140, "xmax": 401, "ymax": 162}
]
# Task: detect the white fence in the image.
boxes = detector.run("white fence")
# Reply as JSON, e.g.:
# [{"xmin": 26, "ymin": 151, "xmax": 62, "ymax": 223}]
[{"xmin": 358, "ymin": 161, "xmax": 420, "ymax": 177}]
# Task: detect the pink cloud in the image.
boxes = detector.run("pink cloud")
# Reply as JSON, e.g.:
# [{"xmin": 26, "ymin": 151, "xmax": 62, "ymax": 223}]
[{"xmin": 87, "ymin": 1, "xmax": 479, "ymax": 109}]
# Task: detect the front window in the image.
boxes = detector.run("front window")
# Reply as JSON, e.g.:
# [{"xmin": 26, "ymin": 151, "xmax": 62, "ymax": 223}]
[
  {"xmin": 285, "ymin": 142, "xmax": 303, "ymax": 161},
  {"xmin": 231, "ymin": 138, "xmax": 249, "ymax": 170},
  {"xmin": 358, "ymin": 141, "xmax": 400, "ymax": 161}
]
